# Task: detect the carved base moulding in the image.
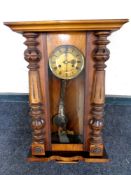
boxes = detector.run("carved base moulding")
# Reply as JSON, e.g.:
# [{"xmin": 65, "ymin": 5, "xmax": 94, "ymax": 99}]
[
  {"xmin": 27, "ymin": 149, "xmax": 109, "ymax": 163},
  {"xmin": 4, "ymin": 19, "xmax": 128, "ymax": 163}
]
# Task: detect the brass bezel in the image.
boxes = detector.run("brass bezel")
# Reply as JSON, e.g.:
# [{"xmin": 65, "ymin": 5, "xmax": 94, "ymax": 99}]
[{"xmin": 48, "ymin": 45, "xmax": 85, "ymax": 80}]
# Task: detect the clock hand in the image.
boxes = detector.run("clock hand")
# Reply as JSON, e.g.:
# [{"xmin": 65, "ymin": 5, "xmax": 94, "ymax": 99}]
[
  {"xmin": 70, "ymin": 59, "xmax": 76, "ymax": 64},
  {"xmin": 63, "ymin": 59, "xmax": 76, "ymax": 64}
]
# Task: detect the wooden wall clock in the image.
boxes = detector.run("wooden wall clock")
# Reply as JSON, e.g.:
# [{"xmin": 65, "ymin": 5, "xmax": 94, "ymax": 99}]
[{"xmin": 5, "ymin": 19, "xmax": 128, "ymax": 163}]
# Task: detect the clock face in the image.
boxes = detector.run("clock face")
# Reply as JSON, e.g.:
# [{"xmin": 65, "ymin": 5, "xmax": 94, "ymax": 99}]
[{"xmin": 49, "ymin": 45, "xmax": 84, "ymax": 80}]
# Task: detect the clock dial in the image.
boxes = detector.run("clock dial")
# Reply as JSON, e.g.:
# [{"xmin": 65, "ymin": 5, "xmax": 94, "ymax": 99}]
[{"xmin": 49, "ymin": 45, "xmax": 84, "ymax": 79}]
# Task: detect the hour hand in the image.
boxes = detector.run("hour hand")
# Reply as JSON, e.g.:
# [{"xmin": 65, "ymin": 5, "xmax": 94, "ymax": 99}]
[
  {"xmin": 63, "ymin": 59, "xmax": 76, "ymax": 65},
  {"xmin": 69, "ymin": 59, "xmax": 76, "ymax": 65}
]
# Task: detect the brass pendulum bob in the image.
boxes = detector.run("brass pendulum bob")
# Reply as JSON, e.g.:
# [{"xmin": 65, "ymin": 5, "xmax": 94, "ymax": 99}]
[{"xmin": 53, "ymin": 79, "xmax": 69, "ymax": 143}]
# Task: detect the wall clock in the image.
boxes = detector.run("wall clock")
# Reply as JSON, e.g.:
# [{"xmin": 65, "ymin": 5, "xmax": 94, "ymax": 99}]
[{"xmin": 4, "ymin": 19, "xmax": 128, "ymax": 163}]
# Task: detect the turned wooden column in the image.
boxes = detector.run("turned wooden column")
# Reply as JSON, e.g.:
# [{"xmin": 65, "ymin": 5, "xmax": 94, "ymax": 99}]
[
  {"xmin": 23, "ymin": 32, "xmax": 45, "ymax": 155},
  {"xmin": 89, "ymin": 31, "xmax": 111, "ymax": 156}
]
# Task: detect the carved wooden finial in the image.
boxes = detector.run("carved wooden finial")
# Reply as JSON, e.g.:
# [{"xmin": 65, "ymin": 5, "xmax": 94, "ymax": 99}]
[
  {"xmin": 93, "ymin": 31, "xmax": 110, "ymax": 70},
  {"xmin": 23, "ymin": 33, "xmax": 41, "ymax": 70}
]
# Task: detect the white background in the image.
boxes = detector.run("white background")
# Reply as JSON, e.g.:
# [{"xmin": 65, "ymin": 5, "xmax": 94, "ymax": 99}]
[{"xmin": 0, "ymin": 0, "xmax": 130, "ymax": 95}]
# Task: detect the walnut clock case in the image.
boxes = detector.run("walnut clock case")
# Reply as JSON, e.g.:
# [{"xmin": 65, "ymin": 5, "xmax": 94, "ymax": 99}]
[{"xmin": 4, "ymin": 19, "xmax": 128, "ymax": 163}]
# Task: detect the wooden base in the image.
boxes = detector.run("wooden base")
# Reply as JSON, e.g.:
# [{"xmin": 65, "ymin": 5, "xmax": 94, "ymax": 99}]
[{"xmin": 27, "ymin": 149, "xmax": 110, "ymax": 163}]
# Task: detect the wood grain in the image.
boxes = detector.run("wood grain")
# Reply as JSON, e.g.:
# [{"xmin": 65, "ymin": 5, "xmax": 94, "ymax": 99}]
[
  {"xmin": 89, "ymin": 31, "xmax": 111, "ymax": 156},
  {"xmin": 23, "ymin": 32, "xmax": 45, "ymax": 155},
  {"xmin": 83, "ymin": 32, "xmax": 96, "ymax": 151},
  {"xmin": 4, "ymin": 19, "xmax": 128, "ymax": 32},
  {"xmin": 27, "ymin": 149, "xmax": 109, "ymax": 163},
  {"xmin": 37, "ymin": 34, "xmax": 52, "ymax": 151},
  {"xmin": 47, "ymin": 32, "xmax": 86, "ymax": 138},
  {"xmin": 52, "ymin": 144, "xmax": 83, "ymax": 151}
]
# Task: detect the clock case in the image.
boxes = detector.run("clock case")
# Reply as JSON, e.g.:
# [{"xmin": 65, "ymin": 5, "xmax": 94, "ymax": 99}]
[{"xmin": 4, "ymin": 19, "xmax": 128, "ymax": 163}]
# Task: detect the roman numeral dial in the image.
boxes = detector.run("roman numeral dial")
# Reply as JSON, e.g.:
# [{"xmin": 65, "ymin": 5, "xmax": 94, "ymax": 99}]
[{"xmin": 49, "ymin": 45, "xmax": 84, "ymax": 80}]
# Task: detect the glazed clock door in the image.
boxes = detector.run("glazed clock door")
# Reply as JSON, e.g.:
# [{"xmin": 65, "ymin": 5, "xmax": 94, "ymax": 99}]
[{"xmin": 46, "ymin": 32, "xmax": 87, "ymax": 151}]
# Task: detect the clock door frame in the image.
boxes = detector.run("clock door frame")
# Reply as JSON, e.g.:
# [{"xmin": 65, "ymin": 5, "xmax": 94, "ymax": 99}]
[{"xmin": 37, "ymin": 31, "xmax": 95, "ymax": 153}]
